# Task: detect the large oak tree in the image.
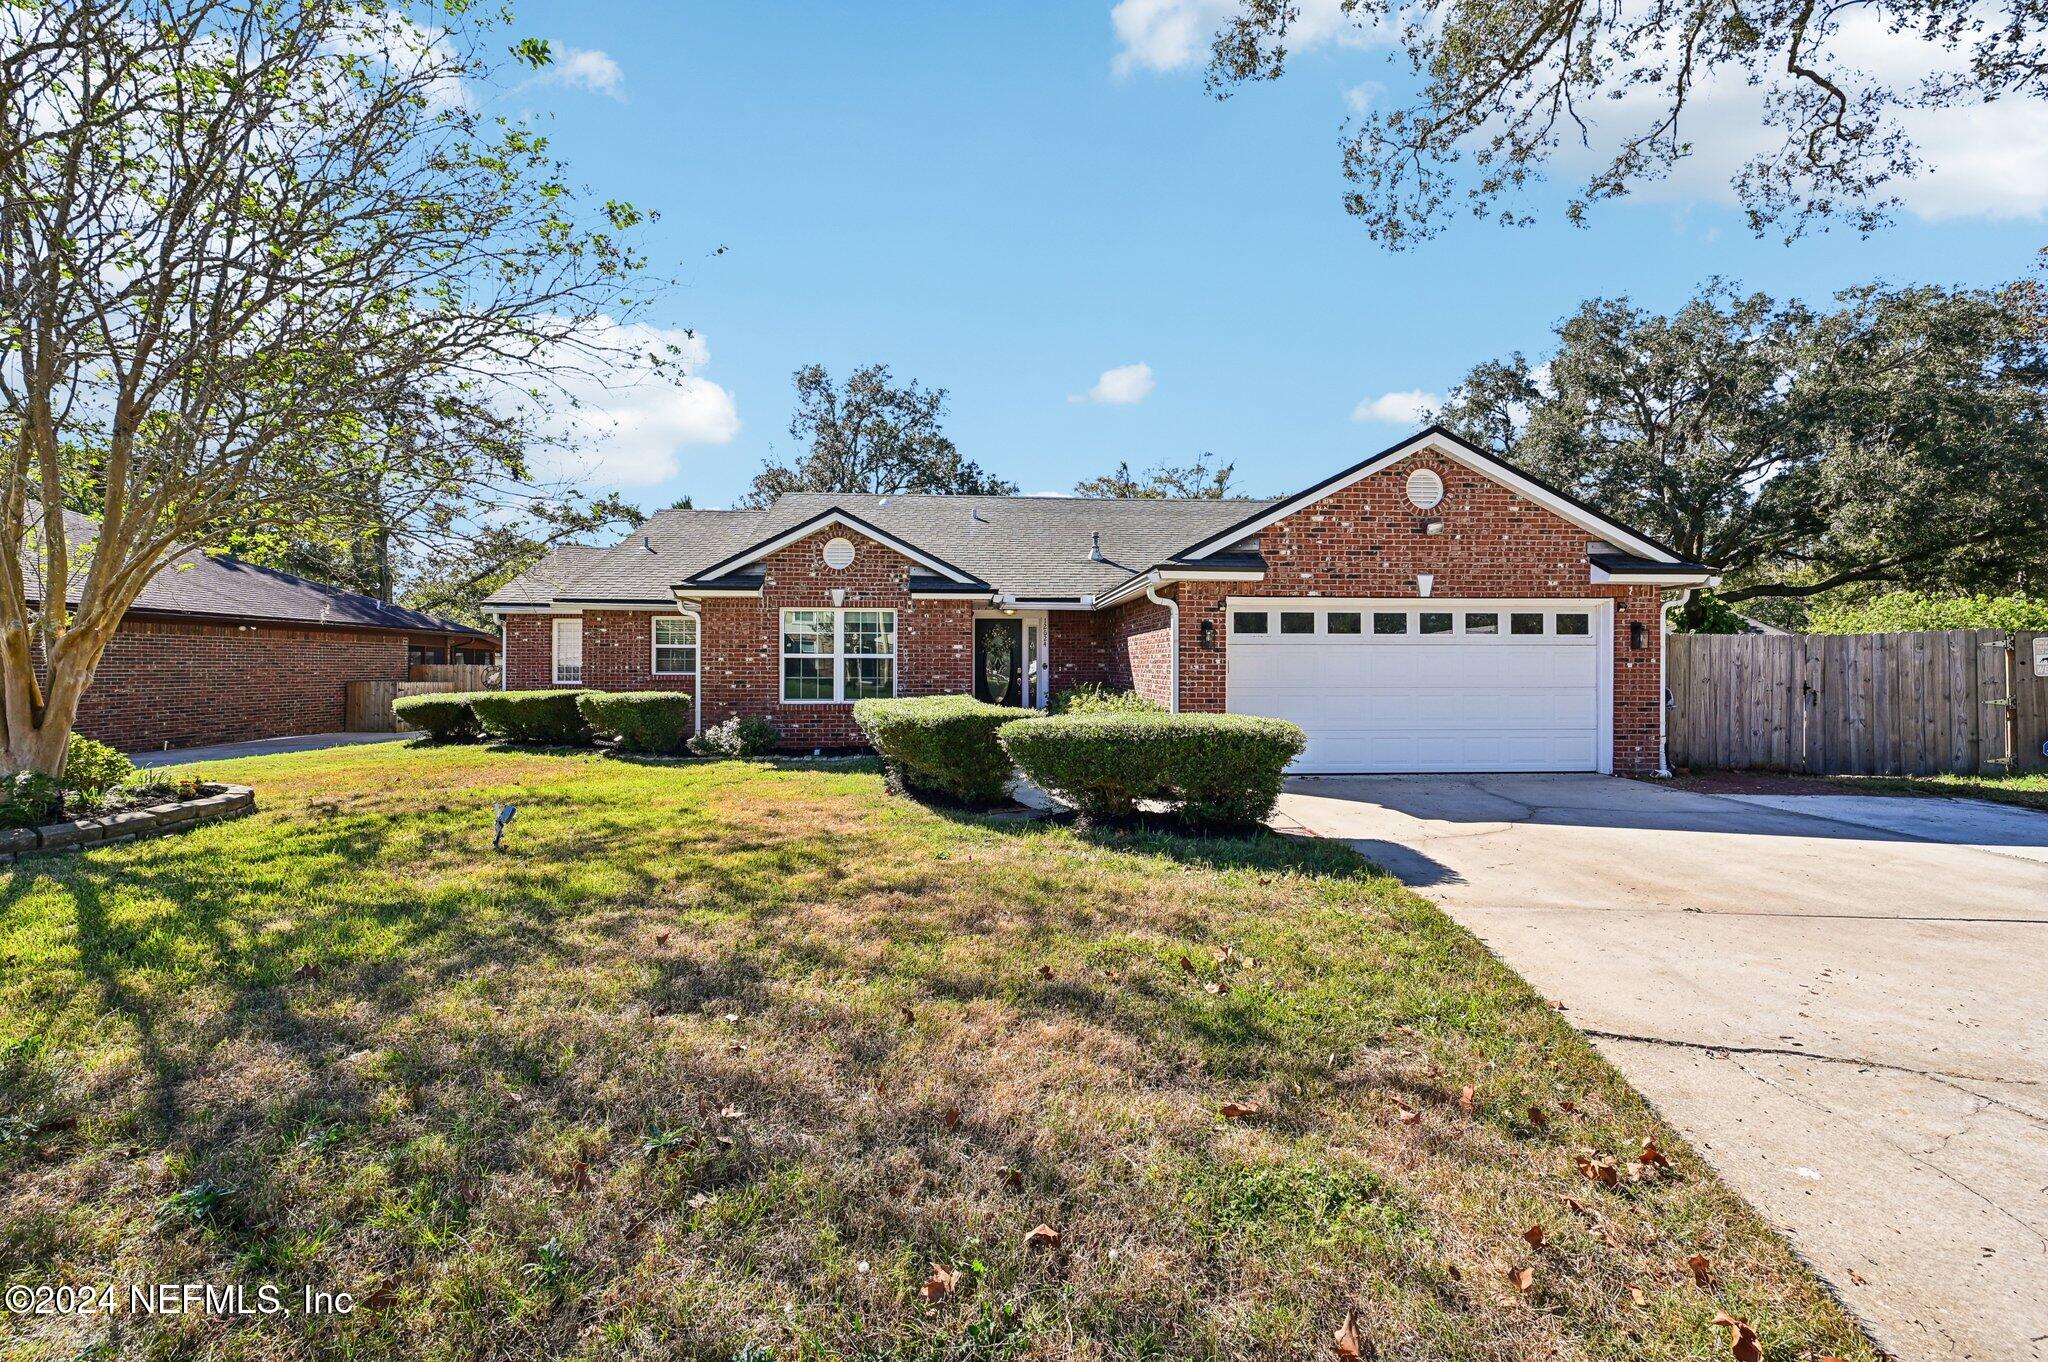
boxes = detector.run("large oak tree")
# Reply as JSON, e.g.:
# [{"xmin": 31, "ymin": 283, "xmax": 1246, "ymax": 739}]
[
  {"xmin": 1201, "ymin": 0, "xmax": 2048, "ymax": 244},
  {"xmin": 1437, "ymin": 281, "xmax": 2048, "ymax": 625},
  {"xmin": 0, "ymin": 0, "xmax": 676, "ymax": 772}
]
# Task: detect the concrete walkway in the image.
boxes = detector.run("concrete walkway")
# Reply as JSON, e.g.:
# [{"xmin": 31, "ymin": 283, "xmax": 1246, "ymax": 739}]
[
  {"xmin": 1277, "ymin": 774, "xmax": 2048, "ymax": 1362},
  {"xmin": 130, "ymin": 731, "xmax": 409, "ymax": 767}
]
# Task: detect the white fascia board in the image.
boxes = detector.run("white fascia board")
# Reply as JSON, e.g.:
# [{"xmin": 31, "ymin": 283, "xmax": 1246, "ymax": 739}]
[
  {"xmin": 691, "ymin": 509, "xmax": 978, "ymax": 584},
  {"xmin": 910, "ymin": 592, "xmax": 997, "ymax": 603},
  {"xmin": 1094, "ymin": 568, "xmax": 1266, "ymax": 610},
  {"xmin": 1589, "ymin": 566, "xmax": 1720, "ymax": 586},
  {"xmin": 672, "ymin": 587, "xmax": 764, "ymax": 599},
  {"xmin": 1180, "ymin": 430, "xmax": 1680, "ymax": 564}
]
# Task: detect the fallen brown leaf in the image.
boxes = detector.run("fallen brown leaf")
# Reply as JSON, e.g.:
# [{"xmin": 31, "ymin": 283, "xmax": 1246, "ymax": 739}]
[
  {"xmin": 1847, "ymin": 1269, "xmax": 1868, "ymax": 1285},
  {"xmin": 899, "ymin": 1004, "xmax": 916, "ymax": 1025},
  {"xmin": 1522, "ymin": 1224, "xmax": 1545, "ymax": 1249},
  {"xmin": 1037, "ymin": 964, "xmax": 1054, "ymax": 980},
  {"xmin": 1331, "ymin": 1306, "xmax": 1365, "ymax": 1359},
  {"xmin": 1686, "ymin": 1253, "xmax": 1713, "ymax": 1288},
  {"xmin": 1458, "ymin": 1084, "xmax": 1475, "ymax": 1115},
  {"xmin": 921, "ymin": 1263, "xmax": 960, "ymax": 1303},
  {"xmin": 1023, "ymin": 1223, "xmax": 1060, "ymax": 1250},
  {"xmin": 1528, "ymin": 1104, "xmax": 1549, "ymax": 1129},
  {"xmin": 1397, "ymin": 1104, "xmax": 1422, "ymax": 1126},
  {"xmin": 942, "ymin": 1107, "xmax": 962, "ymax": 1131},
  {"xmin": 1575, "ymin": 1153, "xmax": 1619, "ymax": 1187},
  {"xmin": 1508, "ymin": 1265, "xmax": 1535, "ymax": 1294},
  {"xmin": 1220, "ymin": 1101, "xmax": 1261, "ymax": 1120},
  {"xmin": 1000, "ymin": 1166, "xmax": 1023, "ymax": 1192},
  {"xmin": 1639, "ymin": 1139, "xmax": 1671, "ymax": 1168},
  {"xmin": 1628, "ymin": 1285, "xmax": 1647, "ymax": 1308},
  {"xmin": 1559, "ymin": 1099, "xmax": 1580, "ymax": 1114},
  {"xmin": 1711, "ymin": 1310, "xmax": 1762, "ymax": 1362},
  {"xmin": 1178, "ymin": 955, "xmax": 1198, "ymax": 976},
  {"xmin": 1204, "ymin": 980, "xmax": 1230, "ymax": 995}
]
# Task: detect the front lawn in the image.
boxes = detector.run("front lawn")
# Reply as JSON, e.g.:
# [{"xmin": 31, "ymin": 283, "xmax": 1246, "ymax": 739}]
[{"xmin": 0, "ymin": 746, "xmax": 1872, "ymax": 1360}]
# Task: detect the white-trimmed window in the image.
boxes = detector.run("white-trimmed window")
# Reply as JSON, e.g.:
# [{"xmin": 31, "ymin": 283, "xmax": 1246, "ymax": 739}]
[
  {"xmin": 552, "ymin": 617, "xmax": 584, "ymax": 684},
  {"xmin": 781, "ymin": 608, "xmax": 896, "ymax": 702},
  {"xmin": 652, "ymin": 616, "xmax": 697, "ymax": 676}
]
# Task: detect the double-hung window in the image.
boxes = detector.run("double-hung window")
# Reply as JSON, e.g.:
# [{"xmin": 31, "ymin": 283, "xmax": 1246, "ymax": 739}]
[
  {"xmin": 781, "ymin": 608, "xmax": 895, "ymax": 702},
  {"xmin": 552, "ymin": 618, "xmax": 583, "ymax": 685},
  {"xmin": 652, "ymin": 616, "xmax": 697, "ymax": 676}
]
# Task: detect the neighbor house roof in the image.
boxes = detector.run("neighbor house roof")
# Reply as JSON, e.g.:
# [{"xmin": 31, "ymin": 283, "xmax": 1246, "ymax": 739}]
[
  {"xmin": 484, "ymin": 426, "xmax": 1718, "ymax": 612},
  {"xmin": 33, "ymin": 512, "xmax": 496, "ymax": 639}
]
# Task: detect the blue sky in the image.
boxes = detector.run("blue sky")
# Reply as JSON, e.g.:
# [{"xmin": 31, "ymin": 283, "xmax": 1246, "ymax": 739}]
[{"xmin": 500, "ymin": 0, "xmax": 2047, "ymax": 509}]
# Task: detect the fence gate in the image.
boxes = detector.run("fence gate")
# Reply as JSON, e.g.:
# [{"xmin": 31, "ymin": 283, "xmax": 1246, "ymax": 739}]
[{"xmin": 1666, "ymin": 630, "xmax": 2047, "ymax": 776}]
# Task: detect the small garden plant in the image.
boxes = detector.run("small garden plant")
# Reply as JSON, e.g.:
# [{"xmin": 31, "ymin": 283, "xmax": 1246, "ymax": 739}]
[{"xmin": 687, "ymin": 714, "xmax": 778, "ymax": 759}]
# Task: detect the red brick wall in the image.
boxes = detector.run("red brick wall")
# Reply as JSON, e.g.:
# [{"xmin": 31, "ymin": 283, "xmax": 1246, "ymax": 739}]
[
  {"xmin": 1105, "ymin": 599, "xmax": 1174, "ymax": 707},
  {"xmin": 73, "ymin": 616, "xmax": 411, "ymax": 753},
  {"xmin": 496, "ymin": 528, "xmax": 979, "ymax": 750},
  {"xmin": 1171, "ymin": 452, "xmax": 1666, "ymax": 774},
  {"xmin": 1045, "ymin": 611, "xmax": 1108, "ymax": 697}
]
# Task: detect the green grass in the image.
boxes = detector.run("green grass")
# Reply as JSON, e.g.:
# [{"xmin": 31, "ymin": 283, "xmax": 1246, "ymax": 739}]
[
  {"xmin": 0, "ymin": 744, "xmax": 1874, "ymax": 1361},
  {"xmin": 1820, "ymin": 770, "xmax": 2048, "ymax": 812}
]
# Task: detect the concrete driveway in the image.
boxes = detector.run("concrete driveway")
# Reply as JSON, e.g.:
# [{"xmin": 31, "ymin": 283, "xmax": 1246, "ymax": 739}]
[{"xmin": 1277, "ymin": 775, "xmax": 2048, "ymax": 1362}]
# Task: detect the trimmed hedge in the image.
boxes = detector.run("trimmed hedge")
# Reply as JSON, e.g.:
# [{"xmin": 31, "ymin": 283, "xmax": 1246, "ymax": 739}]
[
  {"xmin": 853, "ymin": 694, "xmax": 1037, "ymax": 805},
  {"xmin": 468, "ymin": 689, "xmax": 592, "ymax": 744},
  {"xmin": 393, "ymin": 692, "xmax": 484, "ymax": 742},
  {"xmin": 578, "ymin": 691, "xmax": 693, "ymax": 754},
  {"xmin": 998, "ymin": 712, "xmax": 1306, "ymax": 826}
]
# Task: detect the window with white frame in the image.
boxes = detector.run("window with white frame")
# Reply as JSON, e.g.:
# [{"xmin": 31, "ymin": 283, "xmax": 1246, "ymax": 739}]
[
  {"xmin": 781, "ymin": 608, "xmax": 895, "ymax": 702},
  {"xmin": 652, "ymin": 616, "xmax": 697, "ymax": 675},
  {"xmin": 553, "ymin": 617, "xmax": 584, "ymax": 684}
]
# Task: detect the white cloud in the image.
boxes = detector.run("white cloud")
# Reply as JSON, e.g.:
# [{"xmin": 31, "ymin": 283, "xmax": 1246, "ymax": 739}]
[
  {"xmin": 1542, "ymin": 8, "xmax": 2048, "ymax": 222},
  {"xmin": 329, "ymin": 11, "xmax": 470, "ymax": 111},
  {"xmin": 1111, "ymin": 0, "xmax": 1375, "ymax": 75},
  {"xmin": 530, "ymin": 318, "xmax": 740, "ymax": 489},
  {"xmin": 542, "ymin": 44, "xmax": 624, "ymax": 100},
  {"xmin": 1081, "ymin": 362, "xmax": 1156, "ymax": 405},
  {"xmin": 1343, "ymin": 80, "xmax": 1383, "ymax": 116},
  {"xmin": 1351, "ymin": 389, "xmax": 1438, "ymax": 424}
]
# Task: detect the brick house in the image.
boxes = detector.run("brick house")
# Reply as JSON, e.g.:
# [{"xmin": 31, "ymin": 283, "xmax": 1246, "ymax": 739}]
[
  {"xmin": 55, "ymin": 516, "xmax": 498, "ymax": 754},
  {"xmin": 485, "ymin": 427, "xmax": 1716, "ymax": 774}
]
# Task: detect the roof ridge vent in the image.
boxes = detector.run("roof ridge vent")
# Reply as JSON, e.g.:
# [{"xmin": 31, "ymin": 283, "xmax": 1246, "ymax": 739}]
[{"xmin": 1088, "ymin": 531, "xmax": 1104, "ymax": 563}]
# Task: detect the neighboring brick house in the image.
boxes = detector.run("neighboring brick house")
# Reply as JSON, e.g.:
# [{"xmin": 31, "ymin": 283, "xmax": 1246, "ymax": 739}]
[
  {"xmin": 50, "ymin": 515, "xmax": 498, "ymax": 753},
  {"xmin": 486, "ymin": 427, "xmax": 1716, "ymax": 774}
]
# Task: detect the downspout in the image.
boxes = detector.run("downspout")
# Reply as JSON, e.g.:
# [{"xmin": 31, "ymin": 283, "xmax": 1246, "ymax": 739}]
[
  {"xmin": 676, "ymin": 599, "xmax": 704, "ymax": 735},
  {"xmin": 1658, "ymin": 589, "xmax": 1695, "ymax": 776},
  {"xmin": 1143, "ymin": 579, "xmax": 1180, "ymax": 713},
  {"xmin": 500, "ymin": 617, "xmax": 509, "ymax": 691}
]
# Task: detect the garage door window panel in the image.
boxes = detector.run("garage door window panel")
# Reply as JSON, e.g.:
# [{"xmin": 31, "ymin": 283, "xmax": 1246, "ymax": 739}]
[
  {"xmin": 1511, "ymin": 612, "xmax": 1545, "ymax": 635},
  {"xmin": 1372, "ymin": 612, "xmax": 1408, "ymax": 635},
  {"xmin": 1556, "ymin": 612, "xmax": 1590, "ymax": 636},
  {"xmin": 1420, "ymin": 612, "xmax": 1453, "ymax": 635},
  {"xmin": 1465, "ymin": 612, "xmax": 1498, "ymax": 634},
  {"xmin": 1280, "ymin": 611, "xmax": 1316, "ymax": 635},
  {"xmin": 1232, "ymin": 612, "xmax": 1269, "ymax": 635},
  {"xmin": 1327, "ymin": 612, "xmax": 1362, "ymax": 635}
]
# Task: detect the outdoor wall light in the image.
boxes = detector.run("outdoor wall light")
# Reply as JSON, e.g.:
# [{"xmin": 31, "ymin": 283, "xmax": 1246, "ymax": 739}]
[
  {"xmin": 1630, "ymin": 621, "xmax": 1647, "ymax": 650},
  {"xmin": 1197, "ymin": 619, "xmax": 1217, "ymax": 650}
]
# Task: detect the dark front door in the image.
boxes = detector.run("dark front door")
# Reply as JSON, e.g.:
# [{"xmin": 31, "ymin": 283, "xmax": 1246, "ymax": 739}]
[{"xmin": 974, "ymin": 618, "xmax": 1023, "ymax": 706}]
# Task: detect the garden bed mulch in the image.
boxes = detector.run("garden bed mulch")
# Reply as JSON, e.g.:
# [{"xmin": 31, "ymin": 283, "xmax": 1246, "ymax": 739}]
[{"xmin": 0, "ymin": 782, "xmax": 253, "ymax": 861}]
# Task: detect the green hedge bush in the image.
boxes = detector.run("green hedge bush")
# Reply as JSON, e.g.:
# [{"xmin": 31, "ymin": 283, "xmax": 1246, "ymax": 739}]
[
  {"xmin": 578, "ymin": 691, "xmax": 694, "ymax": 754},
  {"xmin": 1048, "ymin": 683, "xmax": 1165, "ymax": 716},
  {"xmin": 468, "ymin": 689, "xmax": 592, "ymax": 744},
  {"xmin": 687, "ymin": 714, "xmax": 779, "ymax": 759},
  {"xmin": 853, "ymin": 694, "xmax": 1037, "ymax": 805},
  {"xmin": 998, "ymin": 712, "xmax": 1306, "ymax": 826},
  {"xmin": 61, "ymin": 733, "xmax": 134, "ymax": 799},
  {"xmin": 392, "ymin": 692, "xmax": 484, "ymax": 742}
]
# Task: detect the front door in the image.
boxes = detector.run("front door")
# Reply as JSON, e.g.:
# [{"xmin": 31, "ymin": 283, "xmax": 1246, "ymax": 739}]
[{"xmin": 974, "ymin": 618, "xmax": 1023, "ymax": 706}]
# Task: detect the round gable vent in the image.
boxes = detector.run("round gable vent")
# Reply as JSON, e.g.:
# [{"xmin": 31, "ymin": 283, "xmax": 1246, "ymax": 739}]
[
  {"xmin": 1405, "ymin": 468, "xmax": 1445, "ymax": 510},
  {"xmin": 822, "ymin": 536, "xmax": 856, "ymax": 570}
]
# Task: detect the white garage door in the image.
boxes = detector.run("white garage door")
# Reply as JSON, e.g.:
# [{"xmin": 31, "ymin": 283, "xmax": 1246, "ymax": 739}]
[{"xmin": 1226, "ymin": 599, "xmax": 1609, "ymax": 774}]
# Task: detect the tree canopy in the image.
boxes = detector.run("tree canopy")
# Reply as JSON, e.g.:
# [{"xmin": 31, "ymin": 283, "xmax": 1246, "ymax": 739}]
[
  {"xmin": 1804, "ymin": 590, "xmax": 2048, "ymax": 634},
  {"xmin": 0, "ymin": 0, "xmax": 677, "ymax": 771},
  {"xmin": 1437, "ymin": 280, "xmax": 2048, "ymax": 625},
  {"xmin": 744, "ymin": 365, "xmax": 1015, "ymax": 507},
  {"xmin": 1074, "ymin": 454, "xmax": 1241, "ymax": 499},
  {"xmin": 1202, "ymin": 0, "xmax": 2048, "ymax": 245}
]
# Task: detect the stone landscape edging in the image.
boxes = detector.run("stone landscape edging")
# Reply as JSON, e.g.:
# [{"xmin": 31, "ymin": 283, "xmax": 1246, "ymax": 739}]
[{"xmin": 0, "ymin": 784, "xmax": 256, "ymax": 861}]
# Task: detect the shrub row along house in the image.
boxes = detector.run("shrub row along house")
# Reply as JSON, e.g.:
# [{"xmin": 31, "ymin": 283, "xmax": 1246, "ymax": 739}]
[
  {"xmin": 42, "ymin": 513, "xmax": 497, "ymax": 753},
  {"xmin": 485, "ymin": 428, "xmax": 1717, "ymax": 774}
]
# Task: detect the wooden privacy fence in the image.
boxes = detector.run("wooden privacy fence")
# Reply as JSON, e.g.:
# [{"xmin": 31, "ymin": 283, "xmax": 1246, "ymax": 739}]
[
  {"xmin": 410, "ymin": 662, "xmax": 499, "ymax": 688},
  {"xmin": 345, "ymin": 680, "xmax": 460, "ymax": 733},
  {"xmin": 1667, "ymin": 630, "xmax": 2048, "ymax": 776}
]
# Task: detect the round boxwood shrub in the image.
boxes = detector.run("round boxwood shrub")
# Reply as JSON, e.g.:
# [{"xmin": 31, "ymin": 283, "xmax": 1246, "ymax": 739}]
[
  {"xmin": 853, "ymin": 694, "xmax": 1038, "ymax": 805},
  {"xmin": 61, "ymin": 733, "xmax": 134, "ymax": 799},
  {"xmin": 687, "ymin": 714, "xmax": 779, "ymax": 759},
  {"xmin": 392, "ymin": 692, "xmax": 483, "ymax": 742},
  {"xmin": 998, "ymin": 712, "xmax": 1306, "ymax": 826},
  {"xmin": 578, "ymin": 691, "xmax": 693, "ymax": 754},
  {"xmin": 468, "ymin": 689, "xmax": 592, "ymax": 744}
]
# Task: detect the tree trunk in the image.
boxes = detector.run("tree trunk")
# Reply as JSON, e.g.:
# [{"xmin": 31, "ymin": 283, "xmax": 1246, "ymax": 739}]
[{"xmin": 0, "ymin": 623, "xmax": 112, "ymax": 777}]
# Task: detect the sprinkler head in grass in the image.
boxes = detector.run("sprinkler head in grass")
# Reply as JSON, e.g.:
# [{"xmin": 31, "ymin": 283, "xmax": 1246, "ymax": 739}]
[{"xmin": 493, "ymin": 803, "xmax": 518, "ymax": 849}]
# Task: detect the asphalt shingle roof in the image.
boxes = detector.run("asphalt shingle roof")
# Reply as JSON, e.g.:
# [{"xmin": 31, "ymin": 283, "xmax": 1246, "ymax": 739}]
[
  {"xmin": 41, "ymin": 512, "xmax": 494, "ymax": 638},
  {"xmin": 487, "ymin": 494, "xmax": 1280, "ymax": 608}
]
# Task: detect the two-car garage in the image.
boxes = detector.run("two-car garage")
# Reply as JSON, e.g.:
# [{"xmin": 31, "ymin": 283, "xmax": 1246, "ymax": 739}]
[{"xmin": 1225, "ymin": 598, "xmax": 1611, "ymax": 774}]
